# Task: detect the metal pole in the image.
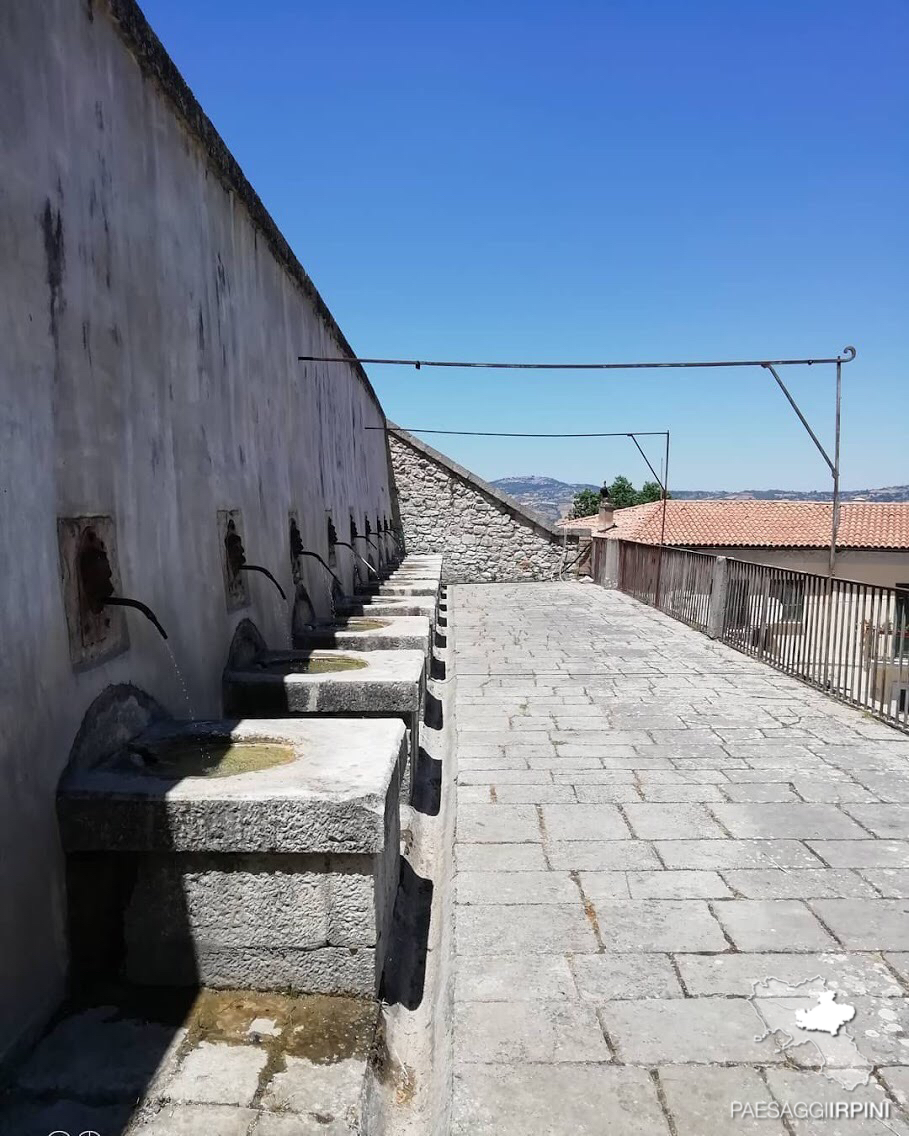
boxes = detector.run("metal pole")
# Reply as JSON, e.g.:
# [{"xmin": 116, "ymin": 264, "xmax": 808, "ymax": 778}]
[
  {"xmin": 654, "ymin": 431, "xmax": 670, "ymax": 608},
  {"xmin": 829, "ymin": 360, "xmax": 842, "ymax": 578}
]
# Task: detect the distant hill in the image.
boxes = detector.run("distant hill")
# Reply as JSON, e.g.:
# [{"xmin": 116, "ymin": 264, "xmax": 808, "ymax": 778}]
[
  {"xmin": 490, "ymin": 476, "xmax": 909, "ymax": 522},
  {"xmin": 491, "ymin": 476, "xmax": 598, "ymax": 522}
]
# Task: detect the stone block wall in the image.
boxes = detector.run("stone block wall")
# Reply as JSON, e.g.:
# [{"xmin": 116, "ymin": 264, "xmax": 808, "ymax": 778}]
[{"xmin": 388, "ymin": 427, "xmax": 577, "ymax": 583}]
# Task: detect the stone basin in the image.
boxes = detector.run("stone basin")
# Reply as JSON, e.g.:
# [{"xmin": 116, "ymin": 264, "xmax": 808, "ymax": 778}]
[
  {"xmin": 357, "ymin": 579, "xmax": 439, "ymax": 598},
  {"xmin": 336, "ymin": 595, "xmax": 437, "ymax": 622},
  {"xmin": 58, "ymin": 717, "xmax": 405, "ymax": 995},
  {"xmin": 295, "ymin": 615, "xmax": 432, "ymax": 659},
  {"xmin": 223, "ymin": 649, "xmax": 426, "ymax": 800}
]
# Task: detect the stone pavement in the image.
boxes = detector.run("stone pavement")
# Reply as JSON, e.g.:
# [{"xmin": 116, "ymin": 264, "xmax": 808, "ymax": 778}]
[{"xmin": 450, "ymin": 582, "xmax": 909, "ymax": 1136}]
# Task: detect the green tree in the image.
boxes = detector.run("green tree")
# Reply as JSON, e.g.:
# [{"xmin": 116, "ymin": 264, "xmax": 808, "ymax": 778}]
[
  {"xmin": 607, "ymin": 475, "xmax": 639, "ymax": 510},
  {"xmin": 570, "ymin": 488, "xmax": 601, "ymax": 518},
  {"xmin": 637, "ymin": 480, "xmax": 665, "ymax": 504}
]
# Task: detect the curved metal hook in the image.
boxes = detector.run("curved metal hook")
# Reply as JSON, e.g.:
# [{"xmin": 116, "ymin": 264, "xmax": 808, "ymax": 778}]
[
  {"xmin": 240, "ymin": 564, "xmax": 287, "ymax": 601},
  {"xmin": 840, "ymin": 346, "xmax": 856, "ymax": 362}
]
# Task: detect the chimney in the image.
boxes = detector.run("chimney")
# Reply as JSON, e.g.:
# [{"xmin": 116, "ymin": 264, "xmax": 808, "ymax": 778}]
[{"xmin": 596, "ymin": 482, "xmax": 615, "ymax": 531}]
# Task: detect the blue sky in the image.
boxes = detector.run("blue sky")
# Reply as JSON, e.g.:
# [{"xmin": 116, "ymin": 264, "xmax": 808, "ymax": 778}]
[{"xmin": 142, "ymin": 0, "xmax": 907, "ymax": 491}]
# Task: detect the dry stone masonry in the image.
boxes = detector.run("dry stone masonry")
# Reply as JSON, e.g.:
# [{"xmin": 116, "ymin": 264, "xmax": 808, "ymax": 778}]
[{"xmin": 388, "ymin": 427, "xmax": 576, "ymax": 583}]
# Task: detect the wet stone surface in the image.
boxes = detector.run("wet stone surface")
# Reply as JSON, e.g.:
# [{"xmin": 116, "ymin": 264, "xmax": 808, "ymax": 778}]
[{"xmin": 0, "ymin": 988, "xmax": 377, "ymax": 1136}]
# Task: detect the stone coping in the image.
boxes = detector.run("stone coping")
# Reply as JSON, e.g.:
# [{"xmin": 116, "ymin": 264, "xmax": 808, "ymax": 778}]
[
  {"xmin": 58, "ymin": 717, "xmax": 405, "ymax": 854},
  {"xmin": 224, "ymin": 648, "xmax": 425, "ymax": 714}
]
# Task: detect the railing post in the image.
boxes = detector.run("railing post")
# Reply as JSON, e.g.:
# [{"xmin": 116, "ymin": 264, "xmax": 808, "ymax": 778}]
[
  {"xmin": 603, "ymin": 538, "xmax": 621, "ymax": 590},
  {"xmin": 707, "ymin": 556, "xmax": 728, "ymax": 640}
]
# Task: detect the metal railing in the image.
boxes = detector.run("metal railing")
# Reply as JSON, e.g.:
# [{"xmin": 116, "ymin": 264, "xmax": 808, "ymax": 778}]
[
  {"xmin": 616, "ymin": 539, "xmax": 909, "ymax": 733},
  {"xmin": 618, "ymin": 540, "xmax": 715, "ymax": 633}
]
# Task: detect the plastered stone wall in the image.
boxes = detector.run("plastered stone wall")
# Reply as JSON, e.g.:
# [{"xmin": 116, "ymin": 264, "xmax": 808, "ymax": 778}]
[
  {"xmin": 0, "ymin": 0, "xmax": 395, "ymax": 1060},
  {"xmin": 388, "ymin": 429, "xmax": 577, "ymax": 583}
]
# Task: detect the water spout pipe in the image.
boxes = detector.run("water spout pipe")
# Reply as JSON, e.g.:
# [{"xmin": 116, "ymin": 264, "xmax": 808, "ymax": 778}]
[
  {"xmin": 333, "ymin": 539, "xmax": 379, "ymax": 578},
  {"xmin": 103, "ymin": 596, "xmax": 169, "ymax": 640},
  {"xmin": 239, "ymin": 564, "xmax": 287, "ymax": 601},
  {"xmin": 296, "ymin": 550, "xmax": 345, "ymax": 592}
]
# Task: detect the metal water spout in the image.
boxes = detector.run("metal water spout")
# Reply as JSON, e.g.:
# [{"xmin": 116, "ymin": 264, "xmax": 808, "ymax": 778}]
[
  {"xmin": 295, "ymin": 549, "xmax": 345, "ymax": 593},
  {"xmin": 333, "ymin": 536, "xmax": 380, "ymax": 580},
  {"xmin": 79, "ymin": 538, "xmax": 168, "ymax": 640},
  {"xmin": 225, "ymin": 526, "xmax": 287, "ymax": 600}
]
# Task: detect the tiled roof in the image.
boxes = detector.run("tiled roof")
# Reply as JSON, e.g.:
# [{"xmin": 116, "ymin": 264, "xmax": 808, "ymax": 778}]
[{"xmin": 558, "ymin": 500, "xmax": 909, "ymax": 550}]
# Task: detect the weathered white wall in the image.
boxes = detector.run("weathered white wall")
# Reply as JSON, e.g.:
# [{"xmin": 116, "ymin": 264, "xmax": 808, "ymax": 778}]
[
  {"xmin": 388, "ymin": 428, "xmax": 575, "ymax": 582},
  {"xmin": 696, "ymin": 547, "xmax": 909, "ymax": 587},
  {"xmin": 0, "ymin": 0, "xmax": 394, "ymax": 1061}
]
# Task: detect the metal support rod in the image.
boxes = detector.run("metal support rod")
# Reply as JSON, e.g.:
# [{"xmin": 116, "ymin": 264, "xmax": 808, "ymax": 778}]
[
  {"xmin": 655, "ymin": 432, "xmax": 671, "ymax": 607},
  {"xmin": 300, "ymin": 348, "xmax": 857, "ymax": 371},
  {"xmin": 628, "ymin": 434, "xmax": 667, "ymax": 495},
  {"xmin": 830, "ymin": 360, "xmax": 842, "ymax": 579},
  {"xmin": 762, "ymin": 365, "xmax": 836, "ymax": 475}
]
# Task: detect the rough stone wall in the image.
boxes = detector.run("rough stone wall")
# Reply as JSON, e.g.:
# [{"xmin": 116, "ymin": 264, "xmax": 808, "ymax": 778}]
[
  {"xmin": 0, "ymin": 0, "xmax": 395, "ymax": 1060},
  {"xmin": 388, "ymin": 428, "xmax": 576, "ymax": 583}
]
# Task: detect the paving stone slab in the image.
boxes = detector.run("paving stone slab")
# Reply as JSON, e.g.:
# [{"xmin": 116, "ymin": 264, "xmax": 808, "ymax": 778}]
[
  {"xmin": 844, "ymin": 804, "xmax": 909, "ymax": 838},
  {"xmin": 540, "ymin": 803, "xmax": 632, "ymax": 841},
  {"xmin": 627, "ymin": 869, "xmax": 733, "ymax": 899},
  {"xmin": 454, "ymin": 955, "xmax": 576, "ymax": 1002},
  {"xmin": 762, "ymin": 1069, "xmax": 909, "ymax": 1135},
  {"xmin": 860, "ymin": 869, "xmax": 909, "ymax": 897},
  {"xmin": 710, "ymin": 803, "xmax": 869, "ymax": 840},
  {"xmin": 547, "ymin": 840, "xmax": 662, "ymax": 870},
  {"xmin": 455, "ymin": 842, "xmax": 548, "ymax": 872},
  {"xmin": 710, "ymin": 899, "xmax": 837, "ymax": 951},
  {"xmin": 454, "ymin": 1000, "xmax": 611, "ymax": 1063},
  {"xmin": 164, "ymin": 1042, "xmax": 267, "ymax": 1107},
  {"xmin": 808, "ymin": 841, "xmax": 909, "ymax": 868},
  {"xmin": 623, "ymin": 803, "xmax": 726, "ymax": 839},
  {"xmin": 600, "ymin": 997, "xmax": 783, "ymax": 1063},
  {"xmin": 809, "ymin": 900, "xmax": 909, "ymax": 950},
  {"xmin": 676, "ymin": 950, "xmax": 905, "ymax": 998},
  {"xmin": 131, "ymin": 1105, "xmax": 259, "ymax": 1136},
  {"xmin": 592, "ymin": 899, "xmax": 728, "ymax": 952},
  {"xmin": 260, "ymin": 1055, "xmax": 365, "ymax": 1121},
  {"xmin": 451, "ymin": 1063, "xmax": 670, "ymax": 1136},
  {"xmin": 456, "ymin": 870, "xmax": 579, "ymax": 905},
  {"xmin": 456, "ymin": 804, "xmax": 541, "ymax": 843},
  {"xmin": 456, "ymin": 903, "xmax": 598, "ymax": 955},
  {"xmin": 15, "ymin": 1007, "xmax": 177, "ymax": 1099},
  {"xmin": 572, "ymin": 953, "xmax": 683, "ymax": 1000},
  {"xmin": 721, "ymin": 868, "xmax": 878, "ymax": 899},
  {"xmin": 658, "ymin": 1066, "xmax": 788, "ymax": 1136},
  {"xmin": 657, "ymin": 839, "xmax": 823, "ymax": 870},
  {"xmin": 573, "ymin": 783, "xmax": 643, "ymax": 802}
]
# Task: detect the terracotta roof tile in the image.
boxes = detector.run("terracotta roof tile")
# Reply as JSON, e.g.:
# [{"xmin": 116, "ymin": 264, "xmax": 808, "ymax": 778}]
[{"xmin": 558, "ymin": 500, "xmax": 909, "ymax": 550}]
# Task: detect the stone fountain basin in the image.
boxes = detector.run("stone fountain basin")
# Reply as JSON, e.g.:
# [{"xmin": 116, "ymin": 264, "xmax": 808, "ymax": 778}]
[
  {"xmin": 222, "ymin": 651, "xmax": 425, "ymax": 802},
  {"xmin": 337, "ymin": 595, "xmax": 437, "ymax": 621},
  {"xmin": 58, "ymin": 717, "xmax": 405, "ymax": 855},
  {"xmin": 295, "ymin": 615, "xmax": 432, "ymax": 659},
  {"xmin": 224, "ymin": 649, "xmax": 425, "ymax": 716},
  {"xmin": 358, "ymin": 580, "xmax": 439, "ymax": 598},
  {"xmin": 58, "ymin": 718, "xmax": 405, "ymax": 995}
]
